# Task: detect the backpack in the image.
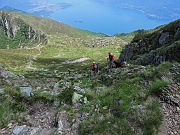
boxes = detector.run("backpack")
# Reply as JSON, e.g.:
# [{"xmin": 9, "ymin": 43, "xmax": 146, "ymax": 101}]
[{"xmin": 95, "ymin": 62, "xmax": 98, "ymax": 69}]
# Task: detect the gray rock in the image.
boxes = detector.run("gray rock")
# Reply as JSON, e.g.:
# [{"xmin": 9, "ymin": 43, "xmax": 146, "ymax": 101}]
[
  {"xmin": 58, "ymin": 120, "xmax": 63, "ymax": 130},
  {"xmin": 0, "ymin": 88, "xmax": 5, "ymax": 94},
  {"xmin": 11, "ymin": 125, "xmax": 29, "ymax": 135},
  {"xmin": 159, "ymin": 32, "xmax": 170, "ymax": 45},
  {"xmin": 53, "ymin": 82, "xmax": 59, "ymax": 91},
  {"xmin": 174, "ymin": 29, "xmax": 180, "ymax": 40},
  {"xmin": 170, "ymin": 43, "xmax": 177, "ymax": 47},
  {"xmin": 20, "ymin": 86, "xmax": 32, "ymax": 97},
  {"xmin": 29, "ymin": 127, "xmax": 42, "ymax": 135},
  {"xmin": 74, "ymin": 86, "xmax": 85, "ymax": 93},
  {"xmin": 118, "ymin": 44, "xmax": 134, "ymax": 62},
  {"xmin": 72, "ymin": 92, "xmax": 83, "ymax": 105}
]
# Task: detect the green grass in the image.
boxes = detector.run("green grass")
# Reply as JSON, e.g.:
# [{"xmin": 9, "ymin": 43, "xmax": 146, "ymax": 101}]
[
  {"xmin": 0, "ymin": 86, "xmax": 26, "ymax": 127},
  {"xmin": 0, "ymin": 42, "xmax": 173, "ymax": 135},
  {"xmin": 0, "ymin": 35, "xmax": 123, "ymax": 73},
  {"xmin": 0, "ymin": 10, "xmax": 125, "ymax": 73},
  {"xmin": 143, "ymin": 102, "xmax": 163, "ymax": 135},
  {"xmin": 1, "ymin": 10, "xmax": 178, "ymax": 135},
  {"xmin": 149, "ymin": 78, "xmax": 171, "ymax": 96},
  {"xmin": 0, "ymin": 85, "xmax": 59, "ymax": 127},
  {"xmin": 77, "ymin": 76, "xmax": 163, "ymax": 135}
]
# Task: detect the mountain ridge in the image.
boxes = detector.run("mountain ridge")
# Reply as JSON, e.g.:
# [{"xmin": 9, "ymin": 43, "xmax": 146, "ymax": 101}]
[
  {"xmin": 0, "ymin": 10, "xmax": 108, "ymax": 49},
  {"xmin": 118, "ymin": 19, "xmax": 180, "ymax": 65}
]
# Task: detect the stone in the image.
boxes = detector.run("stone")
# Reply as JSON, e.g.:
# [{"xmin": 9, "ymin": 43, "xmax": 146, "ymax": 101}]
[
  {"xmin": 58, "ymin": 120, "xmax": 63, "ymax": 130},
  {"xmin": 74, "ymin": 86, "xmax": 85, "ymax": 93},
  {"xmin": 53, "ymin": 82, "xmax": 59, "ymax": 91},
  {"xmin": 83, "ymin": 97, "xmax": 88, "ymax": 104},
  {"xmin": 0, "ymin": 88, "xmax": 4, "ymax": 94},
  {"xmin": 20, "ymin": 86, "xmax": 32, "ymax": 97},
  {"xmin": 174, "ymin": 29, "xmax": 180, "ymax": 40},
  {"xmin": 7, "ymin": 123, "xmax": 13, "ymax": 128},
  {"xmin": 11, "ymin": 125, "xmax": 29, "ymax": 135},
  {"xmin": 103, "ymin": 106, "xmax": 108, "ymax": 110},
  {"xmin": 72, "ymin": 92, "xmax": 83, "ymax": 105},
  {"xmin": 29, "ymin": 127, "xmax": 41, "ymax": 135},
  {"xmin": 159, "ymin": 32, "xmax": 170, "ymax": 45}
]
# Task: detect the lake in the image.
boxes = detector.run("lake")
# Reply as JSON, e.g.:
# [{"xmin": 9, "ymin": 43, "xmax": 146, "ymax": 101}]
[
  {"xmin": 50, "ymin": 0, "xmax": 173, "ymax": 35},
  {"xmin": 0, "ymin": 0, "xmax": 176, "ymax": 36}
]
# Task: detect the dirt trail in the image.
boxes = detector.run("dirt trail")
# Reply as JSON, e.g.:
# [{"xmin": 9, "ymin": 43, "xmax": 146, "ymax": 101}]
[{"xmin": 26, "ymin": 44, "xmax": 43, "ymax": 69}]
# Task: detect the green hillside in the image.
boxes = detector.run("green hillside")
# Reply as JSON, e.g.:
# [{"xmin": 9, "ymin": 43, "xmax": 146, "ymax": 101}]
[
  {"xmin": 0, "ymin": 11, "xmax": 179, "ymax": 135},
  {"xmin": 0, "ymin": 10, "xmax": 108, "ymax": 49},
  {"xmin": 0, "ymin": 10, "xmax": 126, "ymax": 72}
]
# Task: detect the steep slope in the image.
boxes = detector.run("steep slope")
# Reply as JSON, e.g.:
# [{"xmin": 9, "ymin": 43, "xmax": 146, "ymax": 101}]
[
  {"xmin": 0, "ymin": 10, "xmax": 48, "ymax": 49},
  {"xmin": 118, "ymin": 19, "xmax": 180, "ymax": 65},
  {"xmin": 0, "ymin": 12, "xmax": 179, "ymax": 135},
  {"xmin": 0, "ymin": 10, "xmax": 107, "ymax": 49}
]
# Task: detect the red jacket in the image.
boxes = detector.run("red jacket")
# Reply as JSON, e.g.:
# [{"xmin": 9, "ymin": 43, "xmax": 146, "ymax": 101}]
[
  {"xmin": 109, "ymin": 53, "xmax": 115, "ymax": 61},
  {"xmin": 92, "ymin": 63, "xmax": 97, "ymax": 70}
]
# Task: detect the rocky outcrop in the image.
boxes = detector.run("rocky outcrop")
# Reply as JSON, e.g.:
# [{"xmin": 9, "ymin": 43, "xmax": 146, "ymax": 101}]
[
  {"xmin": 0, "ymin": 63, "xmax": 26, "ymax": 86},
  {"xmin": 0, "ymin": 10, "xmax": 48, "ymax": 49},
  {"xmin": 118, "ymin": 19, "xmax": 180, "ymax": 65}
]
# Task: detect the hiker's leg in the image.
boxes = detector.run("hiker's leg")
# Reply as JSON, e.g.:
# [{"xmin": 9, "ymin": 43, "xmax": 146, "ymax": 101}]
[{"xmin": 108, "ymin": 61, "xmax": 111, "ymax": 69}]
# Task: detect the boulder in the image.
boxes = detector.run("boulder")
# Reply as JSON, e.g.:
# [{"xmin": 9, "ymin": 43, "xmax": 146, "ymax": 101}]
[
  {"xmin": 20, "ymin": 86, "xmax": 32, "ymax": 97},
  {"xmin": 159, "ymin": 32, "xmax": 170, "ymax": 45},
  {"xmin": 11, "ymin": 125, "xmax": 29, "ymax": 135},
  {"xmin": 72, "ymin": 92, "xmax": 83, "ymax": 105}
]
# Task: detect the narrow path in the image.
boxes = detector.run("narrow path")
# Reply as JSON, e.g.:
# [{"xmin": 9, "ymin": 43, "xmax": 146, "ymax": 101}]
[
  {"xmin": 159, "ymin": 83, "xmax": 180, "ymax": 135},
  {"xmin": 60, "ymin": 57, "xmax": 89, "ymax": 65},
  {"xmin": 26, "ymin": 44, "xmax": 43, "ymax": 69}
]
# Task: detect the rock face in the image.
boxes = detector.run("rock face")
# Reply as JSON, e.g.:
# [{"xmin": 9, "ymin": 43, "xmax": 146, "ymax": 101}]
[
  {"xmin": 118, "ymin": 19, "xmax": 180, "ymax": 65},
  {"xmin": 0, "ymin": 10, "xmax": 48, "ymax": 49}
]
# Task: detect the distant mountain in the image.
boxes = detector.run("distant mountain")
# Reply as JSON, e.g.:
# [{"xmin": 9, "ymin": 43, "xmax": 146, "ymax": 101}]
[
  {"xmin": 0, "ymin": 6, "xmax": 28, "ymax": 14},
  {"xmin": 119, "ymin": 19, "xmax": 180, "ymax": 65}
]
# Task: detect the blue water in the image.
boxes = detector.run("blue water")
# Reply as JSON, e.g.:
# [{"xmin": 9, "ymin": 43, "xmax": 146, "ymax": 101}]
[
  {"xmin": 0, "ymin": 0, "xmax": 176, "ymax": 36},
  {"xmin": 51, "ymin": 0, "xmax": 172, "ymax": 35}
]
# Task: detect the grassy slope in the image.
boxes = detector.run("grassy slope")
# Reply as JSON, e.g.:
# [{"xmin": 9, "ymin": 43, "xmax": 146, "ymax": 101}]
[
  {"xmin": 0, "ymin": 37, "xmax": 124, "ymax": 73},
  {"xmin": 0, "ymin": 11, "xmax": 130, "ymax": 73},
  {"xmin": 1, "ymin": 11, "xmax": 176, "ymax": 135}
]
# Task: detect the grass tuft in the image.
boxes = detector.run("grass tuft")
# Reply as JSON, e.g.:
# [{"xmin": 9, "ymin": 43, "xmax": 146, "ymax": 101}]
[{"xmin": 149, "ymin": 78, "xmax": 171, "ymax": 96}]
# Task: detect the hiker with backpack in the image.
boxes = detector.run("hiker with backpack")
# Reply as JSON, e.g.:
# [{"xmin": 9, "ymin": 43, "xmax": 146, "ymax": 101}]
[
  {"xmin": 107, "ymin": 52, "xmax": 115, "ymax": 69},
  {"xmin": 91, "ymin": 62, "xmax": 98, "ymax": 75}
]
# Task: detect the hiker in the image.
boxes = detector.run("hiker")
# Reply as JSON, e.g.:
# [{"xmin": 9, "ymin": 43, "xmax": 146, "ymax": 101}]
[
  {"xmin": 92, "ymin": 62, "xmax": 98, "ymax": 75},
  {"xmin": 95, "ymin": 62, "xmax": 99, "ymax": 72},
  {"xmin": 107, "ymin": 52, "xmax": 115, "ymax": 69}
]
